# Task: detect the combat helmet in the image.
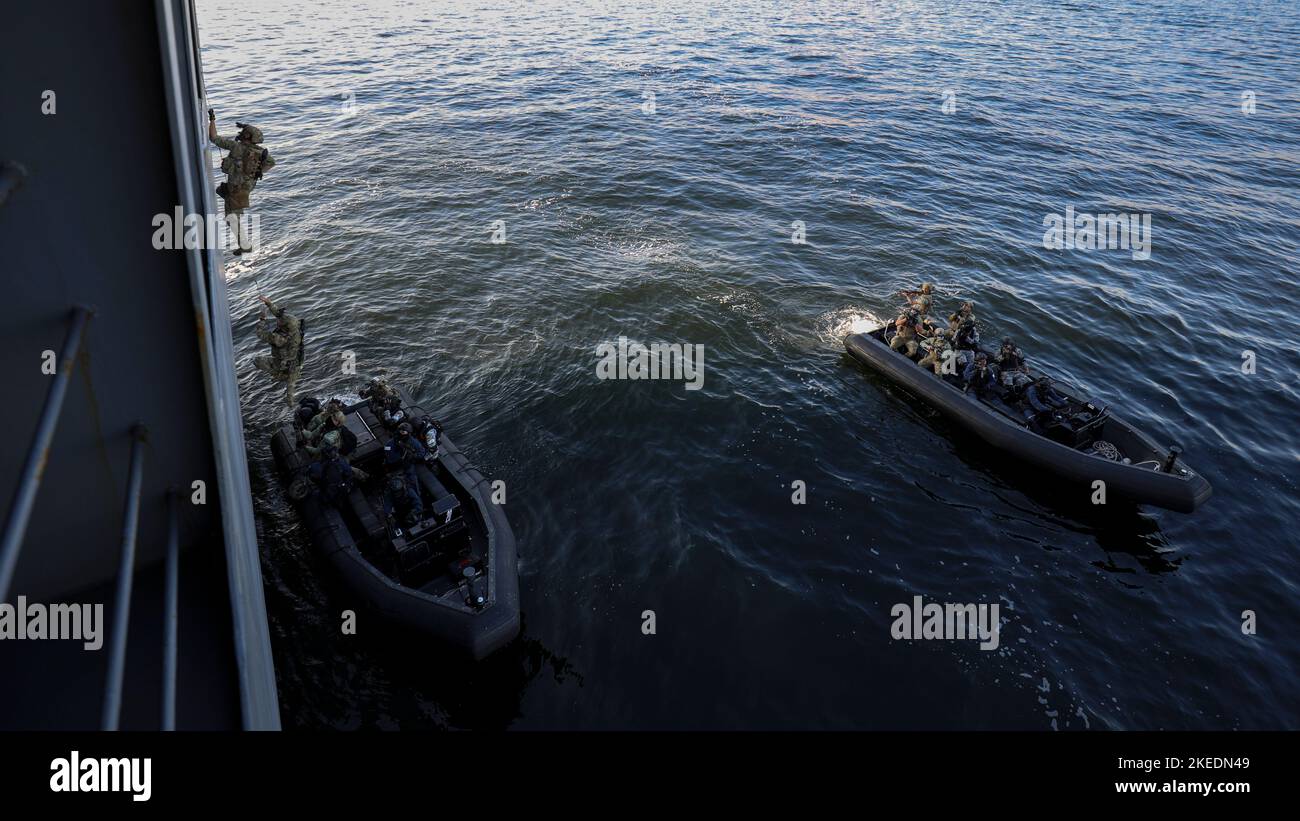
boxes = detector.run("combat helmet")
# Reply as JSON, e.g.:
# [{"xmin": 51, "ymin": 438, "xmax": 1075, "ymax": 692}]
[{"xmin": 235, "ymin": 122, "xmax": 264, "ymax": 143}]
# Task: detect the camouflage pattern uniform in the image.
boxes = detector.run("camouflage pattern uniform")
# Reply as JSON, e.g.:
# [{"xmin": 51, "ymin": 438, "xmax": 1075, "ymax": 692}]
[
  {"xmin": 210, "ymin": 123, "xmax": 274, "ymax": 251},
  {"xmin": 302, "ymin": 410, "xmax": 330, "ymax": 443},
  {"xmin": 890, "ymin": 319, "xmax": 919, "ymax": 357},
  {"xmin": 902, "ymin": 283, "xmax": 935, "ymax": 317},
  {"xmin": 304, "ymin": 428, "xmax": 342, "ymax": 459},
  {"xmin": 917, "ymin": 332, "xmax": 953, "ymax": 374},
  {"xmin": 254, "ymin": 297, "xmax": 302, "ymax": 405},
  {"xmin": 948, "ymin": 302, "xmax": 975, "ymax": 332}
]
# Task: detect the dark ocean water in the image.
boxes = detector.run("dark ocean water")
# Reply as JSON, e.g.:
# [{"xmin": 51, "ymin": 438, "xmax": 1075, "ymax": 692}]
[{"xmin": 198, "ymin": 0, "xmax": 1300, "ymax": 729}]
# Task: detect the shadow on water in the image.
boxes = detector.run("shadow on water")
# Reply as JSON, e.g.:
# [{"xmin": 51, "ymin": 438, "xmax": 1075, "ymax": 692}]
[
  {"xmin": 840, "ymin": 352, "xmax": 1180, "ymax": 576},
  {"xmin": 264, "ymin": 530, "xmax": 585, "ymax": 730},
  {"xmin": 1000, "ymin": 475, "xmax": 1181, "ymax": 577},
  {"xmin": 359, "ymin": 614, "xmax": 585, "ymax": 731}
]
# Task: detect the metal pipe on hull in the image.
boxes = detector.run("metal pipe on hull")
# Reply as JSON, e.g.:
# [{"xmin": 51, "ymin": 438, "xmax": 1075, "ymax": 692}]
[
  {"xmin": 162, "ymin": 489, "xmax": 180, "ymax": 730},
  {"xmin": 0, "ymin": 305, "xmax": 92, "ymax": 602},
  {"xmin": 102, "ymin": 425, "xmax": 148, "ymax": 731}
]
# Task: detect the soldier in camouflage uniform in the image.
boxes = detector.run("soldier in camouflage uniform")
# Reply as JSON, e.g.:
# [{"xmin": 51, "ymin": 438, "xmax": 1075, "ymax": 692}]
[
  {"xmin": 253, "ymin": 294, "xmax": 303, "ymax": 406},
  {"xmin": 917, "ymin": 329, "xmax": 954, "ymax": 375},
  {"xmin": 900, "ymin": 282, "xmax": 935, "ymax": 316},
  {"xmin": 359, "ymin": 378, "xmax": 407, "ymax": 428},
  {"xmin": 304, "ymin": 413, "xmax": 345, "ymax": 458},
  {"xmin": 947, "ymin": 301, "xmax": 975, "ymax": 332},
  {"xmin": 889, "ymin": 314, "xmax": 920, "ymax": 357},
  {"xmin": 208, "ymin": 109, "xmax": 275, "ymax": 255},
  {"xmin": 301, "ymin": 399, "xmax": 344, "ymax": 443}
]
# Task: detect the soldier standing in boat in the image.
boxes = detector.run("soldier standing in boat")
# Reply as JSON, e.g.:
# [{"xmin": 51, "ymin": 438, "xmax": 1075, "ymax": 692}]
[
  {"xmin": 208, "ymin": 108, "xmax": 275, "ymax": 255},
  {"xmin": 900, "ymin": 282, "xmax": 935, "ymax": 316},
  {"xmin": 253, "ymin": 294, "xmax": 304, "ymax": 406}
]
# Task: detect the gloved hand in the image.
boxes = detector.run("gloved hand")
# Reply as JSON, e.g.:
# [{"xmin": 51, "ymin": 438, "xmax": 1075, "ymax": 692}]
[{"xmin": 208, "ymin": 107, "xmax": 215, "ymax": 121}]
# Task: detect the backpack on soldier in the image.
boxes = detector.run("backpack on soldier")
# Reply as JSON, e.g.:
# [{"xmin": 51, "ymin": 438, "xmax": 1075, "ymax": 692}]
[{"xmin": 240, "ymin": 147, "xmax": 263, "ymax": 180}]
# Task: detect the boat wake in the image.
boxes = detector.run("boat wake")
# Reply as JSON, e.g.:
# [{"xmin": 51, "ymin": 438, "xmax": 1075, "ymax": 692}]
[{"xmin": 815, "ymin": 306, "xmax": 887, "ymax": 349}]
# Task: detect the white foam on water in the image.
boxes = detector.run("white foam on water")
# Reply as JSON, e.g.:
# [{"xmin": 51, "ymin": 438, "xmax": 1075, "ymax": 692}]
[{"xmin": 815, "ymin": 306, "xmax": 886, "ymax": 348}]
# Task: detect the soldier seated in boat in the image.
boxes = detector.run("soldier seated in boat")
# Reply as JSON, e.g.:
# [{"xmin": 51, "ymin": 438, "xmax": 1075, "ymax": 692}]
[
  {"xmin": 304, "ymin": 410, "xmax": 347, "ymax": 457},
  {"xmin": 361, "ymin": 378, "xmax": 407, "ymax": 428},
  {"xmin": 300, "ymin": 400, "xmax": 342, "ymax": 442},
  {"xmin": 953, "ymin": 316, "xmax": 979, "ymax": 351},
  {"xmin": 384, "ymin": 474, "xmax": 423, "ymax": 530},
  {"xmin": 889, "ymin": 314, "xmax": 920, "ymax": 357},
  {"xmin": 360, "ymin": 377, "xmax": 397, "ymax": 405},
  {"xmin": 386, "ymin": 421, "xmax": 430, "ymax": 461},
  {"xmin": 996, "ymin": 337, "xmax": 1033, "ymax": 391},
  {"xmin": 917, "ymin": 330, "xmax": 955, "ymax": 375},
  {"xmin": 1024, "ymin": 376, "xmax": 1070, "ymax": 429},
  {"xmin": 378, "ymin": 393, "xmax": 407, "ymax": 428},
  {"xmin": 384, "ymin": 423, "xmax": 429, "ymax": 527},
  {"xmin": 947, "ymin": 301, "xmax": 975, "ymax": 332},
  {"xmin": 303, "ymin": 405, "xmax": 342, "ymax": 441},
  {"xmin": 385, "ymin": 422, "xmax": 432, "ymax": 483},
  {"xmin": 307, "ymin": 444, "xmax": 356, "ymax": 508},
  {"xmin": 962, "ymin": 352, "xmax": 1000, "ymax": 398},
  {"xmin": 412, "ymin": 415, "xmax": 444, "ymax": 458}
]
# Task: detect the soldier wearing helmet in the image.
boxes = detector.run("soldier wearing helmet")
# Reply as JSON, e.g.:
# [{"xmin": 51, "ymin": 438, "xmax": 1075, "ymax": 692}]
[
  {"xmin": 1025, "ymin": 375, "xmax": 1069, "ymax": 427},
  {"xmin": 917, "ymin": 329, "xmax": 955, "ymax": 375},
  {"xmin": 962, "ymin": 351, "xmax": 1000, "ymax": 398},
  {"xmin": 996, "ymin": 337, "xmax": 1032, "ymax": 391},
  {"xmin": 890, "ymin": 313, "xmax": 920, "ymax": 358},
  {"xmin": 383, "ymin": 421, "xmax": 428, "ymax": 527},
  {"xmin": 953, "ymin": 315, "xmax": 980, "ymax": 351},
  {"xmin": 900, "ymin": 282, "xmax": 936, "ymax": 316},
  {"xmin": 948, "ymin": 301, "xmax": 975, "ymax": 331},
  {"xmin": 253, "ymin": 293, "xmax": 304, "ymax": 407},
  {"xmin": 306, "ymin": 443, "xmax": 356, "ymax": 508},
  {"xmin": 208, "ymin": 108, "xmax": 275, "ymax": 255},
  {"xmin": 303, "ymin": 409, "xmax": 346, "ymax": 458},
  {"xmin": 385, "ymin": 421, "xmax": 432, "ymax": 470}
]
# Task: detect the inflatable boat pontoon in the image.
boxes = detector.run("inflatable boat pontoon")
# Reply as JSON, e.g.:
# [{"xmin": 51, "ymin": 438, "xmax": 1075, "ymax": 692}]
[{"xmin": 845, "ymin": 327, "xmax": 1212, "ymax": 513}]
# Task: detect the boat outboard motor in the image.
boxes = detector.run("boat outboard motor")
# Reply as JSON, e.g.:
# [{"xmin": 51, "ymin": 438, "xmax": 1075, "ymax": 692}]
[{"xmin": 1162, "ymin": 445, "xmax": 1182, "ymax": 473}]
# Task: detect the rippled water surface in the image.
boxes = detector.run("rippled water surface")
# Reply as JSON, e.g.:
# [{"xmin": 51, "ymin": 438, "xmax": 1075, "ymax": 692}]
[{"xmin": 198, "ymin": 0, "xmax": 1300, "ymax": 729}]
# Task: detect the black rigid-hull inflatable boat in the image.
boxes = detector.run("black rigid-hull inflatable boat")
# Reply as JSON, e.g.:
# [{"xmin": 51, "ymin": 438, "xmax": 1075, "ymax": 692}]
[
  {"xmin": 845, "ymin": 327, "xmax": 1212, "ymax": 513},
  {"xmin": 270, "ymin": 389, "xmax": 520, "ymax": 659}
]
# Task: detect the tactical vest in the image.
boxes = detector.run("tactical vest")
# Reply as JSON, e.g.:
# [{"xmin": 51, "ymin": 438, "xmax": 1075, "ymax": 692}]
[{"xmin": 220, "ymin": 144, "xmax": 264, "ymax": 208}]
